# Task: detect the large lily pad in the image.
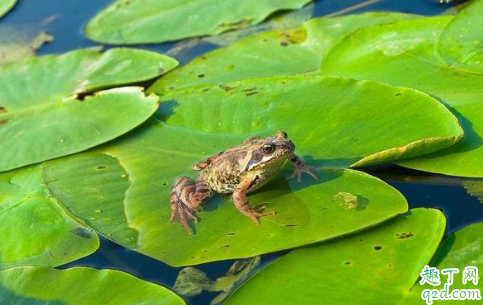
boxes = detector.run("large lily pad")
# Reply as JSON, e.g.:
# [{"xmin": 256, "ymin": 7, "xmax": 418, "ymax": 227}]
[
  {"xmin": 0, "ymin": 0, "xmax": 16, "ymax": 19},
  {"xmin": 0, "ymin": 266, "xmax": 185, "ymax": 305},
  {"xmin": 0, "ymin": 48, "xmax": 178, "ymax": 172},
  {"xmin": 152, "ymin": 12, "xmax": 418, "ymax": 93},
  {"xmin": 85, "ymin": 0, "xmax": 312, "ymax": 44},
  {"xmin": 321, "ymin": 15, "xmax": 483, "ymax": 177},
  {"xmin": 157, "ymin": 75, "xmax": 462, "ymax": 168},
  {"xmin": 224, "ymin": 208, "xmax": 447, "ymax": 305},
  {"xmin": 44, "ymin": 120, "xmax": 409, "ymax": 266},
  {"xmin": 0, "ymin": 166, "xmax": 99, "ymax": 270},
  {"xmin": 439, "ymin": 0, "xmax": 483, "ymax": 73}
]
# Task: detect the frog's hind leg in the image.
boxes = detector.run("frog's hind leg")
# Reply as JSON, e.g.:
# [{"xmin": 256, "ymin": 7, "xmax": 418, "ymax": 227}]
[{"xmin": 170, "ymin": 177, "xmax": 213, "ymax": 234}]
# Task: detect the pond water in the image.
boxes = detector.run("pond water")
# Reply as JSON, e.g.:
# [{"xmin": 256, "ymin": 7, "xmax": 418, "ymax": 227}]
[{"xmin": 2, "ymin": 0, "xmax": 481, "ymax": 304}]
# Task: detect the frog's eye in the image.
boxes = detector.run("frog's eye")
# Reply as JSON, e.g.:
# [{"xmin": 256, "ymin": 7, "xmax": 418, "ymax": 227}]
[{"xmin": 262, "ymin": 144, "xmax": 275, "ymax": 154}]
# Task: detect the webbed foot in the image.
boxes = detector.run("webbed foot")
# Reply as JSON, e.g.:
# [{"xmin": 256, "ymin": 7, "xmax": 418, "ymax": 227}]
[{"xmin": 289, "ymin": 155, "xmax": 318, "ymax": 183}]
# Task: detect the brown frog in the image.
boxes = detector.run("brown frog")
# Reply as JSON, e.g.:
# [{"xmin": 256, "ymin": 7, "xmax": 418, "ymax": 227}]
[{"xmin": 170, "ymin": 131, "xmax": 317, "ymax": 234}]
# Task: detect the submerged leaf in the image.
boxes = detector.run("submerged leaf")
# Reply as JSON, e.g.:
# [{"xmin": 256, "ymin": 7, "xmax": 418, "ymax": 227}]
[
  {"xmin": 0, "ymin": 166, "xmax": 99, "ymax": 270},
  {"xmin": 0, "ymin": 48, "xmax": 178, "ymax": 171},
  {"xmin": 44, "ymin": 121, "xmax": 409, "ymax": 266},
  {"xmin": 174, "ymin": 257, "xmax": 260, "ymax": 305},
  {"xmin": 462, "ymin": 180, "xmax": 483, "ymax": 204},
  {"xmin": 321, "ymin": 15, "xmax": 483, "ymax": 177},
  {"xmin": 85, "ymin": 0, "xmax": 312, "ymax": 44},
  {"xmin": 0, "ymin": 266, "xmax": 185, "ymax": 305},
  {"xmin": 0, "ymin": 25, "xmax": 53, "ymax": 65},
  {"xmin": 224, "ymin": 208, "xmax": 446, "ymax": 305},
  {"xmin": 153, "ymin": 12, "xmax": 419, "ymax": 93}
]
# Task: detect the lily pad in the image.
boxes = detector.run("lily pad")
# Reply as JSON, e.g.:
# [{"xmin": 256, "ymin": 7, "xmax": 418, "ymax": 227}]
[
  {"xmin": 44, "ymin": 120, "xmax": 409, "ymax": 266},
  {"xmin": 0, "ymin": 266, "xmax": 185, "ymax": 305},
  {"xmin": 0, "ymin": 0, "xmax": 16, "ymax": 19},
  {"xmin": 412, "ymin": 223, "xmax": 483, "ymax": 304},
  {"xmin": 0, "ymin": 166, "xmax": 99, "ymax": 270},
  {"xmin": 439, "ymin": 0, "xmax": 483, "ymax": 73},
  {"xmin": 321, "ymin": 15, "xmax": 483, "ymax": 177},
  {"xmin": 0, "ymin": 48, "xmax": 178, "ymax": 172},
  {"xmin": 158, "ymin": 75, "xmax": 462, "ymax": 168},
  {"xmin": 85, "ymin": 0, "xmax": 312, "ymax": 44},
  {"xmin": 152, "ymin": 12, "xmax": 419, "ymax": 93},
  {"xmin": 223, "ymin": 208, "xmax": 446, "ymax": 305}
]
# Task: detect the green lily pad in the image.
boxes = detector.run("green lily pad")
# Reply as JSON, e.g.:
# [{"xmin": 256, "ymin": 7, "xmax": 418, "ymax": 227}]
[
  {"xmin": 158, "ymin": 75, "xmax": 462, "ymax": 168},
  {"xmin": 85, "ymin": 0, "xmax": 312, "ymax": 44},
  {"xmin": 0, "ymin": 266, "xmax": 185, "ymax": 305},
  {"xmin": 152, "ymin": 12, "xmax": 418, "ymax": 93},
  {"xmin": 223, "ymin": 208, "xmax": 446, "ymax": 305},
  {"xmin": 0, "ymin": 0, "xmax": 16, "ymax": 19},
  {"xmin": 0, "ymin": 166, "xmax": 99, "ymax": 270},
  {"xmin": 0, "ymin": 48, "xmax": 178, "ymax": 172},
  {"xmin": 408, "ymin": 221, "xmax": 483, "ymax": 304},
  {"xmin": 165, "ymin": 2, "xmax": 315, "ymax": 59},
  {"xmin": 321, "ymin": 15, "xmax": 483, "ymax": 177},
  {"xmin": 44, "ymin": 120, "xmax": 409, "ymax": 266},
  {"xmin": 439, "ymin": 0, "xmax": 483, "ymax": 73}
]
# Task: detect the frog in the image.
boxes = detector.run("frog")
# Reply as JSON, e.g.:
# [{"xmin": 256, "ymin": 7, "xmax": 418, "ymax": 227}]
[{"xmin": 169, "ymin": 131, "xmax": 318, "ymax": 234}]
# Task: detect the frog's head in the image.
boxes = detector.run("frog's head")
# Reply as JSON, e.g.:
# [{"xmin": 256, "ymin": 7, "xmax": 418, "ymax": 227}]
[{"xmin": 245, "ymin": 131, "xmax": 295, "ymax": 171}]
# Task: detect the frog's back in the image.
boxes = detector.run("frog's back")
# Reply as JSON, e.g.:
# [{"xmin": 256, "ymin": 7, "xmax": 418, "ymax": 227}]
[{"xmin": 201, "ymin": 148, "xmax": 249, "ymax": 194}]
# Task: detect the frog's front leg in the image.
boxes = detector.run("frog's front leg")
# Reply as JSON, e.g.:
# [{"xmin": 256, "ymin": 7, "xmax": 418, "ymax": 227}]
[
  {"xmin": 233, "ymin": 176, "xmax": 274, "ymax": 224},
  {"xmin": 170, "ymin": 177, "xmax": 214, "ymax": 234},
  {"xmin": 289, "ymin": 155, "xmax": 318, "ymax": 183}
]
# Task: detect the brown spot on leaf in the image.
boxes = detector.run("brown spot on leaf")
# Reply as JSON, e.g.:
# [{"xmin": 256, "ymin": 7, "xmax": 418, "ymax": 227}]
[{"xmin": 398, "ymin": 232, "xmax": 414, "ymax": 239}]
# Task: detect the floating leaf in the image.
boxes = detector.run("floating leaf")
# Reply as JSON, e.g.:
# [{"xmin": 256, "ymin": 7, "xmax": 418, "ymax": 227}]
[
  {"xmin": 165, "ymin": 2, "xmax": 315, "ymax": 59},
  {"xmin": 0, "ymin": 0, "xmax": 16, "ymax": 19},
  {"xmin": 44, "ymin": 121, "xmax": 409, "ymax": 266},
  {"xmin": 152, "ymin": 12, "xmax": 419, "ymax": 93},
  {"xmin": 321, "ymin": 15, "xmax": 483, "ymax": 177},
  {"xmin": 439, "ymin": 0, "xmax": 483, "ymax": 73},
  {"xmin": 158, "ymin": 75, "xmax": 462, "ymax": 168},
  {"xmin": 0, "ymin": 166, "xmax": 99, "ymax": 270},
  {"xmin": 85, "ymin": 0, "xmax": 312, "ymax": 44},
  {"xmin": 0, "ymin": 48, "xmax": 178, "ymax": 171},
  {"xmin": 414, "ymin": 221, "xmax": 483, "ymax": 298},
  {"xmin": 224, "ymin": 208, "xmax": 446, "ymax": 305},
  {"xmin": 0, "ymin": 266, "xmax": 185, "ymax": 305}
]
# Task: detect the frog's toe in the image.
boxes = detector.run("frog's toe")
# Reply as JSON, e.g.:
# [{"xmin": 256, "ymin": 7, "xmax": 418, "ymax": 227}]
[{"xmin": 289, "ymin": 165, "xmax": 318, "ymax": 183}]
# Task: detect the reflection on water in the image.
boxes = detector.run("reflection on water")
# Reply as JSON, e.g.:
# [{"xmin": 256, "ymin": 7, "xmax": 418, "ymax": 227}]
[{"xmin": 1, "ymin": 0, "xmax": 473, "ymax": 304}]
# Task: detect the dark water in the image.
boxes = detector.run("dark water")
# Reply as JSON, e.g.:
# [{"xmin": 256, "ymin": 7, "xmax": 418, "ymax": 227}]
[{"xmin": 2, "ymin": 0, "xmax": 481, "ymax": 304}]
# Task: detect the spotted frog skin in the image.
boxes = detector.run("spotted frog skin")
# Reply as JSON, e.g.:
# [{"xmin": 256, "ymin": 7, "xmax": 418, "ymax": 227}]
[{"xmin": 170, "ymin": 131, "xmax": 317, "ymax": 234}]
